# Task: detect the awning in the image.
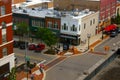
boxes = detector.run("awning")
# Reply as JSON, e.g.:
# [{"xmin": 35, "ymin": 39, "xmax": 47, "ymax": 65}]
[{"xmin": 104, "ymin": 24, "xmax": 117, "ymax": 32}]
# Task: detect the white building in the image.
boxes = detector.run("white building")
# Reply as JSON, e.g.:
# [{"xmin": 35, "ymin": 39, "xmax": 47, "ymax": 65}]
[{"xmin": 61, "ymin": 9, "xmax": 99, "ymax": 45}]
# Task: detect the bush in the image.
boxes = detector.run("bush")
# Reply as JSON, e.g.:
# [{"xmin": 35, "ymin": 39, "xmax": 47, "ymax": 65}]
[{"xmin": 44, "ymin": 49, "xmax": 56, "ymax": 55}]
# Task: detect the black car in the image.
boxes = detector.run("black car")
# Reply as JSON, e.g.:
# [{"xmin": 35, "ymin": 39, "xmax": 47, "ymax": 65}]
[
  {"xmin": 19, "ymin": 41, "xmax": 28, "ymax": 49},
  {"xmin": 110, "ymin": 30, "xmax": 118, "ymax": 37},
  {"xmin": 13, "ymin": 41, "xmax": 20, "ymax": 48},
  {"xmin": 117, "ymin": 27, "xmax": 120, "ymax": 33}
]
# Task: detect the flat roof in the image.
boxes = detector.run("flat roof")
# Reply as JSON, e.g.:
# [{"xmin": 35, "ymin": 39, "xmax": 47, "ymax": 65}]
[
  {"xmin": 13, "ymin": 0, "xmax": 52, "ymax": 7},
  {"xmin": 13, "ymin": 7, "xmax": 96, "ymax": 19}
]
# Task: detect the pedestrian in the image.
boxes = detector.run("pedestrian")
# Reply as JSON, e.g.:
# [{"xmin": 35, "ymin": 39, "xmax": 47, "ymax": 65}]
[
  {"xmin": 39, "ymin": 66, "xmax": 43, "ymax": 73},
  {"xmin": 30, "ymin": 74, "xmax": 34, "ymax": 80}
]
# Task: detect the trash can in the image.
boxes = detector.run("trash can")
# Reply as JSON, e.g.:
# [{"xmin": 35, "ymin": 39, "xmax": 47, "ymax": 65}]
[{"xmin": 90, "ymin": 48, "xmax": 94, "ymax": 52}]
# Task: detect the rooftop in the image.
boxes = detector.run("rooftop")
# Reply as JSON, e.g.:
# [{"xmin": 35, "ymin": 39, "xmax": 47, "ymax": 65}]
[
  {"xmin": 13, "ymin": 7, "xmax": 96, "ymax": 19},
  {"xmin": 13, "ymin": 0, "xmax": 52, "ymax": 7}
]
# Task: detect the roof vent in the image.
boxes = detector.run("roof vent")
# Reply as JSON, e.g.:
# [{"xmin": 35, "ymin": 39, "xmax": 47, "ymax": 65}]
[
  {"xmin": 23, "ymin": 9, "xmax": 27, "ymax": 13},
  {"xmin": 84, "ymin": 9, "xmax": 89, "ymax": 14},
  {"xmin": 73, "ymin": 8, "xmax": 79, "ymax": 16}
]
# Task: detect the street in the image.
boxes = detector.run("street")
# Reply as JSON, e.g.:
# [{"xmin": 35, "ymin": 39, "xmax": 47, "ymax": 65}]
[
  {"xmin": 14, "ymin": 47, "xmax": 57, "ymax": 66},
  {"xmin": 94, "ymin": 33, "xmax": 120, "ymax": 52},
  {"xmin": 44, "ymin": 34, "xmax": 120, "ymax": 80}
]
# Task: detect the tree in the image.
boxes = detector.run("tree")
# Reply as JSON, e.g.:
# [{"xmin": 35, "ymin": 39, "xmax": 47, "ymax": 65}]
[
  {"xmin": 8, "ymin": 67, "xmax": 16, "ymax": 80},
  {"xmin": 35, "ymin": 27, "xmax": 58, "ymax": 49},
  {"xmin": 16, "ymin": 22, "xmax": 29, "ymax": 40},
  {"xmin": 115, "ymin": 13, "xmax": 120, "ymax": 24}
]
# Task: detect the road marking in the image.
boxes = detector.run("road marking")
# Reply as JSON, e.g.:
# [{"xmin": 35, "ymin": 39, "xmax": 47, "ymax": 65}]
[
  {"xmin": 44, "ymin": 56, "xmax": 67, "ymax": 72},
  {"xmin": 15, "ymin": 53, "xmax": 44, "ymax": 61}
]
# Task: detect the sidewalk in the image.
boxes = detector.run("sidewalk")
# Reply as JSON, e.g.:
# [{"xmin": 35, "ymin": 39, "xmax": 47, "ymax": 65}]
[
  {"xmin": 75, "ymin": 33, "xmax": 109, "ymax": 52},
  {"xmin": 16, "ymin": 66, "xmax": 44, "ymax": 80},
  {"xmin": 16, "ymin": 56, "xmax": 66, "ymax": 80}
]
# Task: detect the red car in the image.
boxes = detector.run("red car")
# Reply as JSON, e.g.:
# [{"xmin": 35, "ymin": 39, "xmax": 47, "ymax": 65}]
[
  {"xmin": 28, "ymin": 44, "xmax": 36, "ymax": 50},
  {"xmin": 35, "ymin": 44, "xmax": 45, "ymax": 52}
]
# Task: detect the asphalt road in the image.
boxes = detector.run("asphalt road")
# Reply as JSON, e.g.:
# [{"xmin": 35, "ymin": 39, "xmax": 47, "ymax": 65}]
[
  {"xmin": 14, "ymin": 48, "xmax": 57, "ymax": 66},
  {"xmin": 44, "ymin": 34, "xmax": 120, "ymax": 80},
  {"xmin": 94, "ymin": 33, "xmax": 120, "ymax": 52},
  {"xmin": 45, "ymin": 53, "xmax": 104, "ymax": 80}
]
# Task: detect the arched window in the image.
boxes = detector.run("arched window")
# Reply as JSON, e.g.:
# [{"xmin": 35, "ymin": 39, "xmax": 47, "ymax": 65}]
[
  {"xmin": 71, "ymin": 24, "xmax": 77, "ymax": 31},
  {"xmin": 62, "ymin": 23, "xmax": 68, "ymax": 30}
]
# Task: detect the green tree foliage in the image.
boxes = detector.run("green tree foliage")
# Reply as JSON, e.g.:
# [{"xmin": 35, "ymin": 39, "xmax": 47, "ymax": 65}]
[
  {"xmin": 8, "ymin": 67, "xmax": 16, "ymax": 80},
  {"xmin": 115, "ymin": 13, "xmax": 120, "ymax": 24},
  {"xmin": 111, "ymin": 13, "xmax": 120, "ymax": 25},
  {"xmin": 35, "ymin": 28, "xmax": 58, "ymax": 48},
  {"xmin": 16, "ymin": 22, "xmax": 29, "ymax": 36},
  {"xmin": 16, "ymin": 22, "xmax": 29, "ymax": 40}
]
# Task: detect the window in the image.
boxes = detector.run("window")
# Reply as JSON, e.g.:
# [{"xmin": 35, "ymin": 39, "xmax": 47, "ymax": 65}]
[
  {"xmin": 93, "ymin": 19, "xmax": 95, "ymax": 24},
  {"xmin": 62, "ymin": 23, "xmax": 68, "ymax": 30},
  {"xmin": 90, "ymin": 20, "xmax": 92, "ymax": 26},
  {"xmin": 2, "ymin": 22, "xmax": 7, "ymax": 43},
  {"xmin": 48, "ymin": 22, "xmax": 52, "ymax": 28},
  {"xmin": 2, "ymin": 21, "xmax": 6, "ymax": 29},
  {"xmin": 54, "ymin": 22, "xmax": 58, "ymax": 29},
  {"xmin": 2, "ymin": 33, "xmax": 7, "ymax": 43},
  {"xmin": 71, "ymin": 24, "xmax": 77, "ymax": 31},
  {"xmin": 79, "ymin": 25, "xmax": 80, "ymax": 31},
  {"xmin": 1, "ymin": 6, "xmax": 6, "ymax": 16},
  {"xmin": 84, "ymin": 23, "xmax": 86, "ymax": 29},
  {"xmin": 32, "ymin": 20, "xmax": 35, "ymax": 26},
  {"xmin": 2, "ymin": 48, "xmax": 7, "ymax": 56}
]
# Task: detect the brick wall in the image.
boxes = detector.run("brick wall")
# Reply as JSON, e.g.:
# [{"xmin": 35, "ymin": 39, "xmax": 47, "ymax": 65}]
[{"xmin": 54, "ymin": 0, "xmax": 100, "ymax": 11}]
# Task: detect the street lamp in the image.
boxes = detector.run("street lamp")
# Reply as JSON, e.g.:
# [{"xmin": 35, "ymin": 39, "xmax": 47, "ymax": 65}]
[{"xmin": 87, "ymin": 33, "xmax": 91, "ymax": 50}]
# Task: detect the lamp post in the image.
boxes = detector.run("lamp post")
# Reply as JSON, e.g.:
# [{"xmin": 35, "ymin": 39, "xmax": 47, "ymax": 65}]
[
  {"xmin": 25, "ymin": 27, "xmax": 30, "ymax": 80},
  {"xmin": 87, "ymin": 33, "xmax": 91, "ymax": 50}
]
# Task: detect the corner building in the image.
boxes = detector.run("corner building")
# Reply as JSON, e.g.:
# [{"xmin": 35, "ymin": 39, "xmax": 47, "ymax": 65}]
[{"xmin": 0, "ymin": 0, "xmax": 14, "ymax": 79}]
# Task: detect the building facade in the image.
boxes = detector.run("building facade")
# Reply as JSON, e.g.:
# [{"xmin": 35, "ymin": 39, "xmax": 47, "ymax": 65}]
[
  {"xmin": 13, "ymin": 0, "xmax": 53, "ymax": 9},
  {"xmin": 60, "ymin": 10, "xmax": 99, "ymax": 45},
  {"xmin": 12, "ymin": 0, "xmax": 26, "ymax": 4},
  {"xmin": 0, "ymin": 0, "xmax": 14, "ymax": 79},
  {"xmin": 12, "ymin": 8, "xmax": 61, "ymax": 38},
  {"xmin": 53, "ymin": 0, "xmax": 100, "ymax": 11},
  {"xmin": 99, "ymin": 0, "xmax": 117, "ymax": 30}
]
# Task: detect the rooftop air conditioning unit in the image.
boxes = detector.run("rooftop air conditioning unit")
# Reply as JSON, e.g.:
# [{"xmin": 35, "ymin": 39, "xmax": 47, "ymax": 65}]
[
  {"xmin": 84, "ymin": 9, "xmax": 89, "ymax": 14},
  {"xmin": 23, "ymin": 9, "xmax": 27, "ymax": 13}
]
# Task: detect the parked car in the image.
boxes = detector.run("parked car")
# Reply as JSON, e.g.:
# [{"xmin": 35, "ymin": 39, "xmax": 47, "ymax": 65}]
[
  {"xmin": 28, "ymin": 44, "xmax": 36, "ymax": 50},
  {"xmin": 34, "ymin": 44, "xmax": 45, "ymax": 52},
  {"xmin": 117, "ymin": 27, "xmax": 120, "ymax": 33},
  {"xmin": 19, "ymin": 41, "xmax": 28, "ymax": 49},
  {"xmin": 110, "ymin": 30, "xmax": 118, "ymax": 37},
  {"xmin": 13, "ymin": 40, "xmax": 20, "ymax": 48}
]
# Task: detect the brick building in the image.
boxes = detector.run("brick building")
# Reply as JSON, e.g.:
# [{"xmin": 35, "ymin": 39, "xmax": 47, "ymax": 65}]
[{"xmin": 0, "ymin": 0, "xmax": 14, "ymax": 79}]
